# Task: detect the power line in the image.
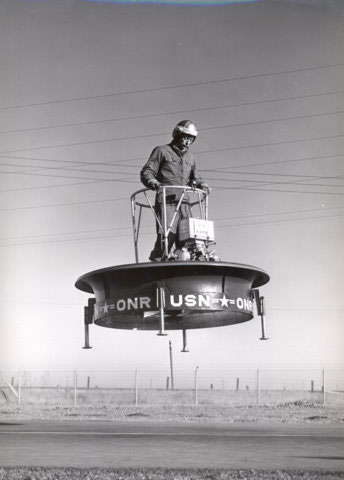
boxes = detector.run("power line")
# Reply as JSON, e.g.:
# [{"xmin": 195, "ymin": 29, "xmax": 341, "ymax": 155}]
[
  {"xmin": 3, "ymin": 154, "xmax": 344, "ymax": 187},
  {"xmin": 2, "ymin": 204, "xmax": 341, "ymax": 239},
  {"xmin": 2, "ymin": 110, "xmax": 344, "ymax": 155},
  {"xmin": 204, "ymin": 170, "xmax": 344, "ymax": 181},
  {"xmin": 0, "ymin": 196, "xmax": 128, "ymax": 212},
  {"xmin": 215, "ymin": 184, "xmax": 344, "ymax": 196},
  {"xmin": 1, "ymin": 88, "xmax": 344, "ymax": 135},
  {"xmin": 0, "ymin": 169, "xmax": 139, "ymax": 184},
  {"xmin": 2, "ymin": 161, "xmax": 344, "ymax": 193},
  {"xmin": 205, "ymin": 174, "xmax": 344, "ymax": 193},
  {"xmin": 5, "ymin": 160, "xmax": 344, "ymax": 184},
  {"xmin": 2, "ymin": 150, "xmax": 343, "ymax": 178},
  {"xmin": 216, "ymin": 212, "xmax": 344, "ymax": 230},
  {"xmin": 1, "ymin": 149, "xmax": 344, "ymax": 195},
  {"xmin": 214, "ymin": 205, "xmax": 344, "ymax": 223},
  {"xmin": 205, "ymin": 177, "xmax": 344, "ymax": 189},
  {"xmin": 0, "ymin": 224, "xmax": 134, "ymax": 241},
  {"xmin": 200, "ymin": 153, "xmax": 344, "ymax": 172},
  {"xmin": 0, "ymin": 153, "xmax": 143, "ymax": 168},
  {"xmin": 196, "ymin": 133, "xmax": 344, "ymax": 156},
  {"xmin": 3, "ymin": 177, "xmax": 341, "ymax": 197},
  {"xmin": 2, "ymin": 154, "xmax": 344, "ymax": 194},
  {"xmin": 1, "ymin": 210, "xmax": 341, "ymax": 248},
  {"xmin": 2, "ymin": 166, "xmax": 343, "ymax": 211},
  {"xmin": 0, "ymin": 179, "xmax": 112, "ymax": 194},
  {"xmin": 205, "ymin": 172, "xmax": 344, "ymax": 193},
  {"xmin": 1, "ymin": 62, "xmax": 343, "ymax": 111},
  {"xmin": 0, "ymin": 161, "xmax": 137, "ymax": 178}
]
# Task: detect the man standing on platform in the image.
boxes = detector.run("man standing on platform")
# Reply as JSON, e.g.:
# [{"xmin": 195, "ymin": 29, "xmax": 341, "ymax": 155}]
[{"xmin": 140, "ymin": 120, "xmax": 209, "ymax": 262}]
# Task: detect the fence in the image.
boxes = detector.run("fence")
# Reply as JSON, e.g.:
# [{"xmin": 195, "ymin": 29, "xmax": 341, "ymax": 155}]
[{"xmin": 1, "ymin": 368, "xmax": 343, "ymax": 407}]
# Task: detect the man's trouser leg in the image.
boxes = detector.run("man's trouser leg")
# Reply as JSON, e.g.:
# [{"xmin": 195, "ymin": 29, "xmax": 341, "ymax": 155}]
[
  {"xmin": 149, "ymin": 202, "xmax": 179, "ymax": 261},
  {"xmin": 175, "ymin": 202, "xmax": 192, "ymax": 249},
  {"xmin": 149, "ymin": 232, "xmax": 176, "ymax": 261}
]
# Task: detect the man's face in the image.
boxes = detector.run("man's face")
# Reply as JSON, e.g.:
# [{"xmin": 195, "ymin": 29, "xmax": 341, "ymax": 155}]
[{"xmin": 175, "ymin": 133, "xmax": 195, "ymax": 149}]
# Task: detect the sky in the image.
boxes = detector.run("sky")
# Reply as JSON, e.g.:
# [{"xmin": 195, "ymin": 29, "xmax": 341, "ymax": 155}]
[{"xmin": 0, "ymin": 0, "xmax": 344, "ymax": 376}]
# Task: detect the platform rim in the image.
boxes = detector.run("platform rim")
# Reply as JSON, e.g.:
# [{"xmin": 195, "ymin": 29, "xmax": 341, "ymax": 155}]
[{"xmin": 75, "ymin": 260, "xmax": 270, "ymax": 293}]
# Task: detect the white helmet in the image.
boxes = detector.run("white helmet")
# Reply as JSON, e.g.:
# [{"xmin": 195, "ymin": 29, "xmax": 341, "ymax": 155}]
[{"xmin": 172, "ymin": 120, "xmax": 198, "ymax": 140}]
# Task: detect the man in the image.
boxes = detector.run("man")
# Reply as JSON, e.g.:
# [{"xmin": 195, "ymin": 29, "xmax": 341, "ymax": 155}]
[{"xmin": 140, "ymin": 120, "xmax": 209, "ymax": 261}]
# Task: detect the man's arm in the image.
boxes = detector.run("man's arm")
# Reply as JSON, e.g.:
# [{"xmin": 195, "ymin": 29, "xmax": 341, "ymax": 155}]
[
  {"xmin": 140, "ymin": 147, "xmax": 162, "ymax": 190},
  {"xmin": 189, "ymin": 157, "xmax": 210, "ymax": 194}
]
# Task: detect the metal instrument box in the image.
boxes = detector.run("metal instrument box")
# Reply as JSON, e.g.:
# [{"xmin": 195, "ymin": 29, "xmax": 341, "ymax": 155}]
[{"xmin": 179, "ymin": 218, "xmax": 215, "ymax": 242}]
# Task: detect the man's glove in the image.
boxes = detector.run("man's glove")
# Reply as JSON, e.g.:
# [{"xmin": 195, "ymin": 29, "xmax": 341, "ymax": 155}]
[
  {"xmin": 148, "ymin": 179, "xmax": 161, "ymax": 191},
  {"xmin": 199, "ymin": 183, "xmax": 211, "ymax": 195}
]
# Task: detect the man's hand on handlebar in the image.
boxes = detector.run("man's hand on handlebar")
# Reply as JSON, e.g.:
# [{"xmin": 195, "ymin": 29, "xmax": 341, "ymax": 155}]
[{"xmin": 148, "ymin": 179, "xmax": 162, "ymax": 190}]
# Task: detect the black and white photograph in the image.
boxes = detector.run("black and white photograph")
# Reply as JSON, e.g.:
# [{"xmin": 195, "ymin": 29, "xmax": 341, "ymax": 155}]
[{"xmin": 0, "ymin": 0, "xmax": 344, "ymax": 478}]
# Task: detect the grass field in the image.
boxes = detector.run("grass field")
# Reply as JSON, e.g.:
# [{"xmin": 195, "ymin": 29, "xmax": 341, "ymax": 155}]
[
  {"xmin": 2, "ymin": 385, "xmax": 341, "ymax": 407},
  {"xmin": 1, "ymin": 385, "xmax": 344, "ymax": 424},
  {"xmin": 1, "ymin": 467, "xmax": 344, "ymax": 480},
  {"xmin": 1, "ymin": 389, "xmax": 343, "ymax": 479},
  {"xmin": 1, "ymin": 399, "xmax": 343, "ymax": 424}
]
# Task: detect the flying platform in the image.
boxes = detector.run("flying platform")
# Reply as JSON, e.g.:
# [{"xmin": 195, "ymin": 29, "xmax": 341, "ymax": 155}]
[{"xmin": 75, "ymin": 186, "xmax": 270, "ymax": 350}]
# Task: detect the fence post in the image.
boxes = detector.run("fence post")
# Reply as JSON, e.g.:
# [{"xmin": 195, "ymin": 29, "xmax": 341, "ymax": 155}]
[
  {"xmin": 256, "ymin": 368, "xmax": 260, "ymax": 406},
  {"xmin": 0, "ymin": 372, "xmax": 19, "ymax": 400},
  {"xmin": 194, "ymin": 366, "xmax": 199, "ymax": 405},
  {"xmin": 135, "ymin": 368, "xmax": 139, "ymax": 406},
  {"xmin": 18, "ymin": 370, "xmax": 22, "ymax": 406},
  {"xmin": 73, "ymin": 370, "xmax": 78, "ymax": 407},
  {"xmin": 169, "ymin": 340, "xmax": 174, "ymax": 390},
  {"xmin": 322, "ymin": 368, "xmax": 326, "ymax": 406}
]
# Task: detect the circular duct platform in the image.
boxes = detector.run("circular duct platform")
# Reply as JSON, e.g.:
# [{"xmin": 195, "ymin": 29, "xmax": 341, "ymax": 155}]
[{"xmin": 75, "ymin": 261, "xmax": 269, "ymax": 331}]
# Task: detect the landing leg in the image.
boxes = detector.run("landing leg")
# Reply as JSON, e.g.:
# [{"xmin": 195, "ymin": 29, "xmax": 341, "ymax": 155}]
[
  {"xmin": 82, "ymin": 298, "xmax": 95, "ymax": 349},
  {"xmin": 157, "ymin": 286, "xmax": 168, "ymax": 336},
  {"xmin": 259, "ymin": 296, "xmax": 269, "ymax": 341},
  {"xmin": 181, "ymin": 329, "xmax": 189, "ymax": 352}
]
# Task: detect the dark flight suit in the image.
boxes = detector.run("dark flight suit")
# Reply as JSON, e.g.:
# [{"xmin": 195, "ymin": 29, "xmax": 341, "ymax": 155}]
[{"xmin": 140, "ymin": 142, "xmax": 207, "ymax": 260}]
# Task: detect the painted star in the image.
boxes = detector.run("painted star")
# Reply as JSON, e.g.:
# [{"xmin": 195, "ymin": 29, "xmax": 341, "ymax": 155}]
[
  {"xmin": 219, "ymin": 294, "xmax": 230, "ymax": 308},
  {"xmin": 102, "ymin": 303, "xmax": 109, "ymax": 314}
]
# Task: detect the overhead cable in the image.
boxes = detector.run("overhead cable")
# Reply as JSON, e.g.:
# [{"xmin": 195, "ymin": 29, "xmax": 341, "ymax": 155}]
[
  {"xmin": 1, "ymin": 62, "xmax": 343, "ymax": 111},
  {"xmin": 0, "ymin": 88, "xmax": 343, "ymax": 135},
  {"xmin": 2, "ymin": 111, "xmax": 344, "ymax": 155}
]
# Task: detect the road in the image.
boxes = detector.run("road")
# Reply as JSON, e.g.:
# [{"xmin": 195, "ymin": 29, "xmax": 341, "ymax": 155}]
[{"xmin": 0, "ymin": 420, "xmax": 343, "ymax": 470}]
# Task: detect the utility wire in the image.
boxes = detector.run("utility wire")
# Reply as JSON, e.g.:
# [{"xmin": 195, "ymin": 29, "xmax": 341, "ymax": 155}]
[
  {"xmin": 215, "ymin": 184, "xmax": 344, "ymax": 196},
  {"xmin": 0, "ymin": 169, "xmax": 139, "ymax": 184},
  {"xmin": 1, "ymin": 88, "xmax": 344, "ymax": 135},
  {"xmin": 2, "ymin": 205, "xmax": 342, "ymax": 241},
  {"xmin": 0, "ymin": 224, "xmax": 135, "ymax": 241},
  {"xmin": 216, "ymin": 213, "xmax": 344, "ymax": 230},
  {"xmin": 203, "ymin": 171, "xmax": 344, "ymax": 192},
  {"xmin": 214, "ymin": 205, "xmax": 344, "ymax": 223},
  {"xmin": 0, "ymin": 196, "xmax": 128, "ymax": 212},
  {"xmin": 1, "ymin": 62, "xmax": 343, "ymax": 111},
  {"xmin": 204, "ymin": 177, "xmax": 344, "ymax": 189},
  {"xmin": 1, "ymin": 211, "xmax": 342, "ymax": 248},
  {"xmin": 1, "ymin": 150, "xmax": 343, "ymax": 176},
  {"xmin": 2, "ymin": 163, "xmax": 344, "ymax": 211},
  {"xmin": 0, "ymin": 155, "xmax": 142, "ymax": 166},
  {"xmin": 200, "ymin": 153, "xmax": 344, "ymax": 172},
  {"xmin": 204, "ymin": 170, "xmax": 344, "ymax": 181},
  {"xmin": 0, "ymin": 161, "xmax": 137, "ymax": 177},
  {"xmin": 4, "ymin": 160, "xmax": 344, "ymax": 182},
  {"xmin": 195, "ymin": 133, "xmax": 344, "ymax": 156},
  {"xmin": 2, "ymin": 110, "xmax": 344, "ymax": 155},
  {"xmin": 1, "ymin": 149, "xmax": 344, "ymax": 195},
  {"xmin": 2, "ymin": 162, "xmax": 344, "ymax": 192},
  {"xmin": 0, "ymin": 179, "xmax": 116, "ymax": 194}
]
